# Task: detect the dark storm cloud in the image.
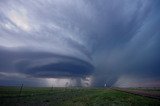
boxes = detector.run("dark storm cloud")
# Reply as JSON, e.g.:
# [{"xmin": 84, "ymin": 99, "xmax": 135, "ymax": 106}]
[
  {"xmin": 0, "ymin": 47, "xmax": 94, "ymax": 78},
  {"xmin": 91, "ymin": 0, "xmax": 160, "ymax": 86},
  {"xmin": 0, "ymin": 0, "xmax": 160, "ymax": 87}
]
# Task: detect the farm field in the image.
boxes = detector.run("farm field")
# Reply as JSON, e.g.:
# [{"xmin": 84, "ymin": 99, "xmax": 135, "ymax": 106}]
[
  {"xmin": 115, "ymin": 88, "xmax": 160, "ymax": 100},
  {"xmin": 0, "ymin": 86, "xmax": 160, "ymax": 106}
]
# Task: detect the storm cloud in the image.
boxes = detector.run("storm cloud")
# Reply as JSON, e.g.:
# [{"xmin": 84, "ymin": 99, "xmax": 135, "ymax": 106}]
[{"xmin": 0, "ymin": 0, "xmax": 160, "ymax": 87}]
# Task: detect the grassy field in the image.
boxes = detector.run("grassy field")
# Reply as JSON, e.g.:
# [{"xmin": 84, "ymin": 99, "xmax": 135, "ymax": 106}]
[{"xmin": 0, "ymin": 86, "xmax": 160, "ymax": 106}]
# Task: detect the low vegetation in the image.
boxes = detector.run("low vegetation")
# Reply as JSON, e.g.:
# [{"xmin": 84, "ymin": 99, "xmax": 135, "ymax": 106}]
[{"xmin": 0, "ymin": 86, "xmax": 160, "ymax": 106}]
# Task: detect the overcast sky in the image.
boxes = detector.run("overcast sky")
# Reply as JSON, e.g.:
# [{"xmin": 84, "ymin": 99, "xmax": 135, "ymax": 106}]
[{"xmin": 0, "ymin": 0, "xmax": 160, "ymax": 87}]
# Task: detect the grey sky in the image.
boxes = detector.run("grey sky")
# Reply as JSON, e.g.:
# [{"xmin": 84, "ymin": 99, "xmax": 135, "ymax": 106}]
[{"xmin": 0, "ymin": 0, "xmax": 160, "ymax": 87}]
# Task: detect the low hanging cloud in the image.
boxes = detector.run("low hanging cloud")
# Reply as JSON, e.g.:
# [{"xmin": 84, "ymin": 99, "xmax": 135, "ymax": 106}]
[
  {"xmin": 0, "ymin": 0, "xmax": 160, "ymax": 87},
  {"xmin": 0, "ymin": 47, "xmax": 94, "ymax": 78}
]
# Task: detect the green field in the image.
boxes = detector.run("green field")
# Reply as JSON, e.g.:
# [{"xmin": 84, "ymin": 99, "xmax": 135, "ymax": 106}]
[{"xmin": 0, "ymin": 86, "xmax": 160, "ymax": 106}]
